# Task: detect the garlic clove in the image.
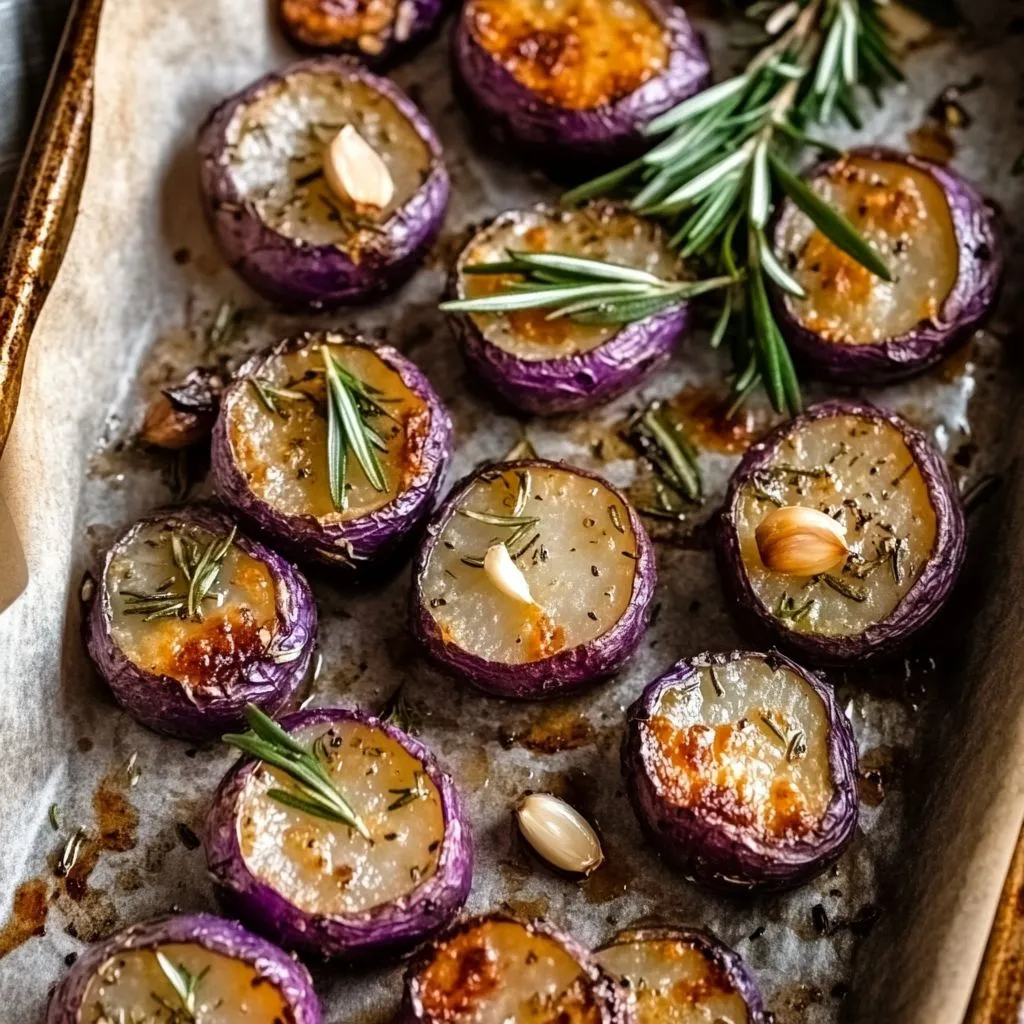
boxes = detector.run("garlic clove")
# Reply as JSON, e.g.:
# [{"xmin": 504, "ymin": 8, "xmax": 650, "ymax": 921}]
[
  {"xmin": 324, "ymin": 124, "xmax": 395, "ymax": 211},
  {"xmin": 483, "ymin": 543, "xmax": 536, "ymax": 606},
  {"xmin": 755, "ymin": 505, "xmax": 849, "ymax": 576},
  {"xmin": 516, "ymin": 793, "xmax": 604, "ymax": 875}
]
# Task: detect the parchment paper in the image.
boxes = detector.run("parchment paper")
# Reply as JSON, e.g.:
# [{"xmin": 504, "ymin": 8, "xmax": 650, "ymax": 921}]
[{"xmin": 1, "ymin": 1, "xmax": 1023, "ymax": 1021}]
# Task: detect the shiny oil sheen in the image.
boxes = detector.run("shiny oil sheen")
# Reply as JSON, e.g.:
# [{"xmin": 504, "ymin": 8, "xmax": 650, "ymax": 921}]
[
  {"xmin": 227, "ymin": 338, "xmax": 429, "ymax": 521},
  {"xmin": 107, "ymin": 520, "xmax": 277, "ymax": 689},
  {"xmin": 465, "ymin": 0, "xmax": 669, "ymax": 110},
  {"xmin": 778, "ymin": 156, "xmax": 959, "ymax": 344},
  {"xmin": 80, "ymin": 942, "xmax": 291, "ymax": 1022},
  {"xmin": 420, "ymin": 465, "xmax": 636, "ymax": 664},
  {"xmin": 224, "ymin": 70, "xmax": 430, "ymax": 250},
  {"xmin": 238, "ymin": 720, "xmax": 444, "ymax": 916},
  {"xmin": 642, "ymin": 657, "xmax": 833, "ymax": 844},
  {"xmin": 597, "ymin": 934, "xmax": 750, "ymax": 1024},
  {"xmin": 417, "ymin": 919, "xmax": 602, "ymax": 1023},
  {"xmin": 460, "ymin": 205, "xmax": 680, "ymax": 361},
  {"xmin": 735, "ymin": 414, "xmax": 937, "ymax": 636}
]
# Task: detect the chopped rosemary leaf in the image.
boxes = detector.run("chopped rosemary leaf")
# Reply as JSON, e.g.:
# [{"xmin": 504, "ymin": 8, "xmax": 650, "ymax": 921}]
[
  {"xmin": 223, "ymin": 704, "xmax": 370, "ymax": 840},
  {"xmin": 625, "ymin": 400, "xmax": 703, "ymax": 514},
  {"xmin": 387, "ymin": 771, "xmax": 429, "ymax": 811},
  {"xmin": 820, "ymin": 574, "xmax": 867, "ymax": 602},
  {"xmin": 459, "ymin": 471, "xmax": 541, "ymax": 567},
  {"xmin": 154, "ymin": 952, "xmax": 208, "ymax": 1023}
]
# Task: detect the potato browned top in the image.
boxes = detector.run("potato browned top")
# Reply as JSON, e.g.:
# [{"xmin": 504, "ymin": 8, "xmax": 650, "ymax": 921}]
[
  {"xmin": 417, "ymin": 918, "xmax": 603, "ymax": 1023},
  {"xmin": 224, "ymin": 70, "xmax": 431, "ymax": 252},
  {"xmin": 227, "ymin": 338, "xmax": 430, "ymax": 521},
  {"xmin": 420, "ymin": 464, "xmax": 637, "ymax": 665},
  {"xmin": 238, "ymin": 719, "xmax": 445, "ymax": 915},
  {"xmin": 107, "ymin": 520, "xmax": 278, "ymax": 690},
  {"xmin": 640, "ymin": 657, "xmax": 834, "ymax": 844},
  {"xmin": 777, "ymin": 155, "xmax": 959, "ymax": 344},
  {"xmin": 465, "ymin": 0, "xmax": 669, "ymax": 110},
  {"xmin": 597, "ymin": 933, "xmax": 749, "ymax": 1024},
  {"xmin": 733, "ymin": 413, "xmax": 937, "ymax": 636},
  {"xmin": 459, "ymin": 204, "xmax": 681, "ymax": 361},
  {"xmin": 280, "ymin": 0, "xmax": 399, "ymax": 51},
  {"xmin": 81, "ymin": 943, "xmax": 291, "ymax": 1022}
]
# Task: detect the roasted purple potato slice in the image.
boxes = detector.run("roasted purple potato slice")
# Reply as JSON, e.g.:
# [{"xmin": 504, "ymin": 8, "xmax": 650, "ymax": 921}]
[
  {"xmin": 453, "ymin": 0, "xmax": 709, "ymax": 166},
  {"xmin": 44, "ymin": 913, "xmax": 321, "ymax": 1024},
  {"xmin": 771, "ymin": 147, "xmax": 1002, "ymax": 384},
  {"xmin": 595, "ymin": 926, "xmax": 766, "ymax": 1023},
  {"xmin": 198, "ymin": 57, "xmax": 449, "ymax": 309},
  {"xmin": 211, "ymin": 331, "xmax": 452, "ymax": 570},
  {"xmin": 205, "ymin": 707, "xmax": 472, "ymax": 961},
  {"xmin": 280, "ymin": 0, "xmax": 444, "ymax": 64},
  {"xmin": 85, "ymin": 506, "xmax": 316, "ymax": 741},
  {"xmin": 447, "ymin": 203, "xmax": 689, "ymax": 415},
  {"xmin": 411, "ymin": 459, "xmax": 656, "ymax": 698},
  {"xmin": 624, "ymin": 650, "xmax": 859, "ymax": 891},
  {"xmin": 716, "ymin": 399, "xmax": 965, "ymax": 663},
  {"xmin": 395, "ymin": 913, "xmax": 630, "ymax": 1023}
]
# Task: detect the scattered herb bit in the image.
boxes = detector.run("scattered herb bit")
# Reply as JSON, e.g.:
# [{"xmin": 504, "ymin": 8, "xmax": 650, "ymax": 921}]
[
  {"xmin": 786, "ymin": 729, "xmax": 808, "ymax": 761},
  {"xmin": 889, "ymin": 536, "xmax": 909, "ymax": 586},
  {"xmin": 248, "ymin": 377, "xmax": 309, "ymax": 417},
  {"xmin": 388, "ymin": 771, "xmax": 430, "ymax": 811},
  {"xmin": 441, "ymin": 249, "xmax": 734, "ymax": 324},
  {"xmin": 223, "ymin": 704, "xmax": 370, "ymax": 839},
  {"xmin": 206, "ymin": 300, "xmax": 244, "ymax": 352},
  {"xmin": 820, "ymin": 573, "xmax": 867, "ymax": 602},
  {"xmin": 777, "ymin": 593, "xmax": 816, "ymax": 622},
  {"xmin": 459, "ymin": 471, "xmax": 541, "ymax": 567},
  {"xmin": 710, "ymin": 665, "xmax": 726, "ymax": 697},
  {"xmin": 48, "ymin": 804, "xmax": 60, "ymax": 831},
  {"xmin": 608, "ymin": 504, "xmax": 625, "ymax": 533},
  {"xmin": 760, "ymin": 712, "xmax": 788, "ymax": 745},
  {"xmin": 504, "ymin": 436, "xmax": 538, "ymax": 461}
]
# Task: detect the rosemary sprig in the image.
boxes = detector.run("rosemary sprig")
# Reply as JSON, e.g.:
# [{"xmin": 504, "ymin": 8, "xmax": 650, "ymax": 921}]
[
  {"xmin": 223, "ymin": 704, "xmax": 371, "ymax": 840},
  {"xmin": 121, "ymin": 526, "xmax": 235, "ymax": 622},
  {"xmin": 625, "ymin": 401, "xmax": 702, "ymax": 517},
  {"xmin": 322, "ymin": 348, "xmax": 388, "ymax": 511},
  {"xmin": 441, "ymin": 250, "xmax": 734, "ymax": 325},
  {"xmin": 562, "ymin": 0, "xmax": 903, "ymax": 413},
  {"xmin": 154, "ymin": 953, "xmax": 208, "ymax": 1023}
]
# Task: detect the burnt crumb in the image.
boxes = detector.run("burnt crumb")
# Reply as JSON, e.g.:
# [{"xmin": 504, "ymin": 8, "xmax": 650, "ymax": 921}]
[
  {"xmin": 64, "ymin": 951, "xmax": 78, "ymax": 966},
  {"xmin": 848, "ymin": 904, "xmax": 880, "ymax": 936},
  {"xmin": 185, "ymin": 748, "xmax": 198, "ymax": 758},
  {"xmin": 172, "ymin": 247, "xmax": 191, "ymax": 265},
  {"xmin": 748, "ymin": 925, "xmax": 766, "ymax": 940},
  {"xmin": 831, "ymin": 982, "xmax": 849, "ymax": 1000},
  {"xmin": 175, "ymin": 824, "xmax": 201, "ymax": 851},
  {"xmin": 812, "ymin": 903, "xmax": 830, "ymax": 935},
  {"xmin": 975, "ymin": 242, "xmax": 992, "ymax": 261}
]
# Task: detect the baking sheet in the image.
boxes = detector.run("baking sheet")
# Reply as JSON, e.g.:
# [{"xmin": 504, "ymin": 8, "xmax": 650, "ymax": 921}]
[{"xmin": 1, "ymin": 1, "xmax": 1023, "ymax": 1021}]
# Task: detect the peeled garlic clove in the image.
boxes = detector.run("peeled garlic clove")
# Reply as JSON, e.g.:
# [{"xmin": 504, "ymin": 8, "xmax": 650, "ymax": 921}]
[
  {"xmin": 755, "ymin": 505, "xmax": 849, "ymax": 576},
  {"xmin": 483, "ymin": 543, "xmax": 536, "ymax": 606},
  {"xmin": 324, "ymin": 124, "xmax": 395, "ymax": 210},
  {"xmin": 516, "ymin": 793, "xmax": 604, "ymax": 875}
]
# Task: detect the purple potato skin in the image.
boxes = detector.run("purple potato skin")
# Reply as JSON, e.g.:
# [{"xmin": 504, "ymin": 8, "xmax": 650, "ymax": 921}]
[
  {"xmin": 197, "ymin": 57, "xmax": 449, "ymax": 310},
  {"xmin": 452, "ymin": 0, "xmax": 709, "ymax": 167},
  {"xmin": 44, "ymin": 913, "xmax": 322, "ymax": 1024},
  {"xmin": 205, "ymin": 707, "xmax": 473, "ymax": 962},
  {"xmin": 716, "ymin": 398, "xmax": 966, "ymax": 664},
  {"xmin": 411, "ymin": 459, "xmax": 657, "ymax": 699},
  {"xmin": 771, "ymin": 146, "xmax": 1003, "ymax": 384},
  {"xmin": 211, "ymin": 332, "xmax": 453, "ymax": 571},
  {"xmin": 85, "ymin": 505, "xmax": 316, "ymax": 742},
  {"xmin": 280, "ymin": 0, "xmax": 446, "ymax": 67},
  {"xmin": 623, "ymin": 650, "xmax": 859, "ymax": 892},
  {"xmin": 447, "ymin": 205, "xmax": 690, "ymax": 416},
  {"xmin": 597, "ymin": 926, "xmax": 767, "ymax": 1022},
  {"xmin": 394, "ymin": 913, "xmax": 631, "ymax": 1024}
]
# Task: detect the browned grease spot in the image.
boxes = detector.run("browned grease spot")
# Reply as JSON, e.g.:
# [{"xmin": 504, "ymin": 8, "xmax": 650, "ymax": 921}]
[
  {"xmin": 665, "ymin": 387, "xmax": 769, "ymax": 454},
  {"xmin": 500, "ymin": 896, "xmax": 550, "ymax": 920},
  {"xmin": 499, "ymin": 709, "xmax": 595, "ymax": 754},
  {"xmin": 907, "ymin": 121, "xmax": 956, "ymax": 165},
  {"xmin": 581, "ymin": 856, "xmax": 632, "ymax": 904},
  {"xmin": 858, "ymin": 745, "xmax": 908, "ymax": 808},
  {"xmin": 0, "ymin": 879, "xmax": 51, "ymax": 957}
]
